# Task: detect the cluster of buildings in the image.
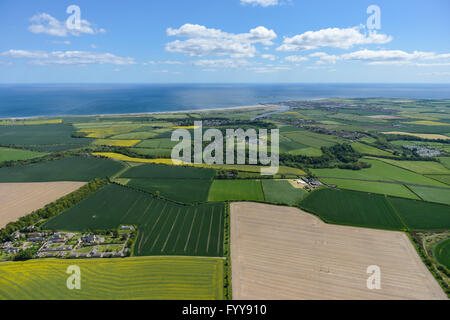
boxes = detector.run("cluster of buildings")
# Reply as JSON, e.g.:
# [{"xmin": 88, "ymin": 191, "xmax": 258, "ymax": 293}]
[
  {"xmin": 1, "ymin": 226, "xmax": 135, "ymax": 261},
  {"xmin": 404, "ymin": 145, "xmax": 442, "ymax": 157},
  {"xmin": 297, "ymin": 177, "xmax": 322, "ymax": 190}
]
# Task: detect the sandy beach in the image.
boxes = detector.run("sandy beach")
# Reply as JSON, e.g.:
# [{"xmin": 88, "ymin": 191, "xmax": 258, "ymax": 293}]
[{"xmin": 1, "ymin": 104, "xmax": 282, "ymax": 120}]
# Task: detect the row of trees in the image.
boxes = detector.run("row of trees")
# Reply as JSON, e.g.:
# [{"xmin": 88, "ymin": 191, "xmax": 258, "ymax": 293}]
[
  {"xmin": 0, "ymin": 148, "xmax": 92, "ymax": 168},
  {"xmin": 280, "ymin": 143, "xmax": 370, "ymax": 170}
]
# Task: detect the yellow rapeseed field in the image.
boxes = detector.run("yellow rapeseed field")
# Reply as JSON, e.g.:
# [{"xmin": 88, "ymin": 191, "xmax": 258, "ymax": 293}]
[
  {"xmin": 172, "ymin": 125, "xmax": 200, "ymax": 129},
  {"xmin": 406, "ymin": 120, "xmax": 450, "ymax": 126},
  {"xmin": 0, "ymin": 257, "xmax": 224, "ymax": 300},
  {"xmin": 381, "ymin": 131, "xmax": 450, "ymax": 140},
  {"xmin": 94, "ymin": 152, "xmax": 305, "ymax": 175},
  {"xmin": 0, "ymin": 119, "xmax": 63, "ymax": 125},
  {"xmin": 93, "ymin": 152, "xmax": 183, "ymax": 165}
]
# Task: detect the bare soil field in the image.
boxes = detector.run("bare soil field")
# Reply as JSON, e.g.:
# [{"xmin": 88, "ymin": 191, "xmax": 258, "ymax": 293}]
[
  {"xmin": 287, "ymin": 179, "xmax": 307, "ymax": 189},
  {"xmin": 0, "ymin": 182, "xmax": 85, "ymax": 228},
  {"xmin": 230, "ymin": 202, "xmax": 447, "ymax": 300}
]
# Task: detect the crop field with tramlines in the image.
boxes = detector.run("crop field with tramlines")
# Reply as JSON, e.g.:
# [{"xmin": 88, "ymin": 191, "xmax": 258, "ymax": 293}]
[
  {"xmin": 126, "ymin": 178, "xmax": 212, "ymax": 203},
  {"xmin": 0, "ymin": 257, "xmax": 224, "ymax": 300},
  {"xmin": 43, "ymin": 184, "xmax": 225, "ymax": 257},
  {"xmin": 300, "ymin": 188, "xmax": 450, "ymax": 231},
  {"xmin": 0, "ymin": 157, "xmax": 124, "ymax": 182}
]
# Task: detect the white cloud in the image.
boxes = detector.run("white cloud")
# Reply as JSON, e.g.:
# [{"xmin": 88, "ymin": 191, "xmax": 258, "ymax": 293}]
[
  {"xmin": 240, "ymin": 0, "xmax": 279, "ymax": 7},
  {"xmin": 277, "ymin": 26, "xmax": 392, "ymax": 51},
  {"xmin": 152, "ymin": 70, "xmax": 181, "ymax": 75},
  {"xmin": 309, "ymin": 52, "xmax": 339, "ymax": 64},
  {"xmin": 28, "ymin": 13, "xmax": 105, "ymax": 37},
  {"xmin": 341, "ymin": 50, "xmax": 450, "ymax": 66},
  {"xmin": 415, "ymin": 62, "xmax": 450, "ymax": 67},
  {"xmin": 144, "ymin": 60, "xmax": 184, "ymax": 65},
  {"xmin": 249, "ymin": 65, "xmax": 291, "ymax": 73},
  {"xmin": 1, "ymin": 49, "xmax": 135, "ymax": 66},
  {"xmin": 192, "ymin": 59, "xmax": 251, "ymax": 68},
  {"xmin": 421, "ymin": 71, "xmax": 450, "ymax": 76},
  {"xmin": 166, "ymin": 24, "xmax": 277, "ymax": 58},
  {"xmin": 51, "ymin": 40, "xmax": 71, "ymax": 45},
  {"xmin": 1, "ymin": 49, "xmax": 49, "ymax": 59},
  {"xmin": 261, "ymin": 54, "xmax": 277, "ymax": 60},
  {"xmin": 308, "ymin": 49, "xmax": 450, "ymax": 66},
  {"xmin": 284, "ymin": 55, "xmax": 308, "ymax": 63}
]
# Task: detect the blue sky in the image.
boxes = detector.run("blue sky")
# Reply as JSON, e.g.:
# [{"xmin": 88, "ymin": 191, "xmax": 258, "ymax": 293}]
[{"xmin": 0, "ymin": 0, "xmax": 449, "ymax": 83}]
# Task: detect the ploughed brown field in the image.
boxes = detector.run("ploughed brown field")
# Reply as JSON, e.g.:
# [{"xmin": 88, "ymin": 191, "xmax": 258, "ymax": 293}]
[
  {"xmin": 0, "ymin": 182, "xmax": 85, "ymax": 228},
  {"xmin": 230, "ymin": 202, "xmax": 447, "ymax": 300}
]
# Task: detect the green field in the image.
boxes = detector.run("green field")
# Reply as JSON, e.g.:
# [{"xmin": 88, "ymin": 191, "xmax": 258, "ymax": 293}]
[
  {"xmin": 290, "ymin": 147, "xmax": 323, "ymax": 156},
  {"xmin": 281, "ymin": 129, "xmax": 343, "ymax": 149},
  {"xmin": 43, "ymin": 184, "xmax": 224, "ymax": 257},
  {"xmin": 388, "ymin": 197, "xmax": 450, "ymax": 230},
  {"xmin": 187, "ymin": 163, "xmax": 304, "ymax": 176},
  {"xmin": 126, "ymin": 178, "xmax": 212, "ymax": 203},
  {"xmin": 320, "ymin": 178, "xmax": 420, "ymax": 199},
  {"xmin": 434, "ymin": 239, "xmax": 450, "ymax": 269},
  {"xmin": 407, "ymin": 185, "xmax": 450, "ymax": 205},
  {"xmin": 0, "ymin": 257, "xmax": 224, "ymax": 300},
  {"xmin": 129, "ymin": 147, "xmax": 172, "ymax": 157},
  {"xmin": 311, "ymin": 158, "xmax": 447, "ymax": 187},
  {"xmin": 0, "ymin": 147, "xmax": 47, "ymax": 163},
  {"xmin": 208, "ymin": 180, "xmax": 265, "ymax": 202},
  {"xmin": 426, "ymin": 175, "xmax": 450, "ymax": 185},
  {"xmin": 109, "ymin": 131, "xmax": 159, "ymax": 140},
  {"xmin": 300, "ymin": 188, "xmax": 450, "ymax": 230},
  {"xmin": 0, "ymin": 156, "xmax": 124, "ymax": 182},
  {"xmin": 440, "ymin": 158, "xmax": 450, "ymax": 170},
  {"xmin": 135, "ymin": 138, "xmax": 178, "ymax": 149},
  {"xmin": 375, "ymin": 158, "xmax": 450, "ymax": 175},
  {"xmin": 300, "ymin": 189, "xmax": 404, "ymax": 230},
  {"xmin": 261, "ymin": 180, "xmax": 307, "ymax": 205},
  {"xmin": 351, "ymin": 142, "xmax": 394, "ymax": 157},
  {"xmin": 0, "ymin": 124, "xmax": 92, "ymax": 149},
  {"xmin": 120, "ymin": 163, "xmax": 216, "ymax": 180},
  {"xmin": 279, "ymin": 134, "xmax": 309, "ymax": 154}
]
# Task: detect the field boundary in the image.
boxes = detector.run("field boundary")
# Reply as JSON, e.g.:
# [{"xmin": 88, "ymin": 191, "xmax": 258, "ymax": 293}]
[
  {"xmin": 223, "ymin": 202, "xmax": 232, "ymax": 300},
  {"xmin": 408, "ymin": 232, "xmax": 450, "ymax": 298}
]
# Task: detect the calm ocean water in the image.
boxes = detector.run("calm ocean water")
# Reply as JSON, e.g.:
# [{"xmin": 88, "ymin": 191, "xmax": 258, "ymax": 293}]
[{"xmin": 0, "ymin": 83, "xmax": 449, "ymax": 118}]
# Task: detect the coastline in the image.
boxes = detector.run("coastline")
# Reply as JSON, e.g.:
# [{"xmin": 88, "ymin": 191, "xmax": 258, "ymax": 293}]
[{"xmin": 0, "ymin": 104, "xmax": 280, "ymax": 120}]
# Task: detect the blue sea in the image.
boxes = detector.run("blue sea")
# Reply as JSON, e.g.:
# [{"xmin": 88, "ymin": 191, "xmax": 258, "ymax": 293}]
[{"xmin": 0, "ymin": 83, "xmax": 449, "ymax": 118}]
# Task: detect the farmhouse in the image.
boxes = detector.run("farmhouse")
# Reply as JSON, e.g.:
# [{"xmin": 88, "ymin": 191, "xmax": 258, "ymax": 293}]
[
  {"xmin": 28, "ymin": 232, "xmax": 44, "ymax": 237},
  {"xmin": 29, "ymin": 237, "xmax": 45, "ymax": 242},
  {"xmin": 120, "ymin": 225, "xmax": 135, "ymax": 231},
  {"xmin": 81, "ymin": 234, "xmax": 96, "ymax": 244}
]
